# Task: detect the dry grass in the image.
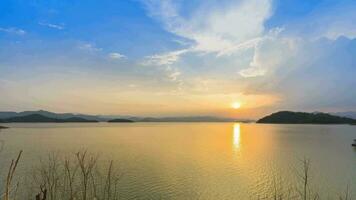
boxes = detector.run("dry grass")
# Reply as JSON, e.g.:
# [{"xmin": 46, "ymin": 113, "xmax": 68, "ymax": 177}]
[
  {"xmin": 3, "ymin": 150, "xmax": 22, "ymax": 200},
  {"xmin": 28, "ymin": 150, "xmax": 123, "ymax": 200}
]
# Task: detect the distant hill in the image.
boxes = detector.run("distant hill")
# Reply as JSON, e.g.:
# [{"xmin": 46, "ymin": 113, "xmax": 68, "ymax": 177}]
[
  {"xmin": 108, "ymin": 119, "xmax": 134, "ymax": 123},
  {"xmin": 0, "ymin": 110, "xmax": 105, "ymax": 121},
  {"xmin": 2, "ymin": 114, "xmax": 98, "ymax": 123},
  {"xmin": 0, "ymin": 110, "xmax": 249, "ymax": 122},
  {"xmin": 257, "ymin": 111, "xmax": 356, "ymax": 124},
  {"xmin": 62, "ymin": 117, "xmax": 98, "ymax": 123},
  {"xmin": 0, "ymin": 112, "xmax": 19, "ymax": 119},
  {"xmin": 333, "ymin": 111, "xmax": 356, "ymax": 120}
]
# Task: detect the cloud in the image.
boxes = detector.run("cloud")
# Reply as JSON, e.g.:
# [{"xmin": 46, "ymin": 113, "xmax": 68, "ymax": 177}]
[
  {"xmin": 142, "ymin": 49, "xmax": 188, "ymax": 66},
  {"xmin": 38, "ymin": 22, "xmax": 64, "ymax": 30},
  {"xmin": 166, "ymin": 67, "xmax": 181, "ymax": 81},
  {"xmin": 142, "ymin": 0, "xmax": 272, "ymax": 54},
  {"xmin": 239, "ymin": 67, "xmax": 266, "ymax": 78},
  {"xmin": 78, "ymin": 43, "xmax": 102, "ymax": 52},
  {"xmin": 239, "ymin": 29, "xmax": 296, "ymax": 77},
  {"xmin": 138, "ymin": 0, "xmax": 276, "ymax": 90},
  {"xmin": 242, "ymin": 36, "xmax": 356, "ymax": 110},
  {"xmin": 141, "ymin": 49, "xmax": 185, "ymax": 83},
  {"xmin": 140, "ymin": 0, "xmax": 275, "ymax": 83},
  {"xmin": 0, "ymin": 27, "xmax": 26, "ymax": 35},
  {"xmin": 108, "ymin": 52, "xmax": 126, "ymax": 60}
]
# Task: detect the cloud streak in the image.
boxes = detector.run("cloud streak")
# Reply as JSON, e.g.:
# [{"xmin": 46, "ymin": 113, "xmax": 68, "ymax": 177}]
[
  {"xmin": 78, "ymin": 43, "xmax": 102, "ymax": 52},
  {"xmin": 0, "ymin": 27, "xmax": 26, "ymax": 35},
  {"xmin": 142, "ymin": 49, "xmax": 188, "ymax": 66},
  {"xmin": 38, "ymin": 22, "xmax": 64, "ymax": 30},
  {"xmin": 108, "ymin": 52, "xmax": 126, "ymax": 60}
]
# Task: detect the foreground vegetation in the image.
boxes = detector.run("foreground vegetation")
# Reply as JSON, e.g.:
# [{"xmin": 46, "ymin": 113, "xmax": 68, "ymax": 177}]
[
  {"xmin": 0, "ymin": 150, "xmax": 353, "ymax": 200},
  {"xmin": 0, "ymin": 150, "xmax": 122, "ymax": 200}
]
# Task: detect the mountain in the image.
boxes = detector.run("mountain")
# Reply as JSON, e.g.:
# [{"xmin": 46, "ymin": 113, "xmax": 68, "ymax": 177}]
[
  {"xmin": 257, "ymin": 111, "xmax": 356, "ymax": 124},
  {"xmin": 3, "ymin": 114, "xmax": 98, "ymax": 123},
  {"xmin": 0, "ymin": 112, "xmax": 19, "ymax": 119},
  {"xmin": 0, "ymin": 110, "xmax": 105, "ymax": 121},
  {"xmin": 0, "ymin": 110, "xmax": 250, "ymax": 122},
  {"xmin": 108, "ymin": 119, "xmax": 134, "ymax": 123},
  {"xmin": 333, "ymin": 111, "xmax": 356, "ymax": 120},
  {"xmin": 4, "ymin": 114, "xmax": 63, "ymax": 123},
  {"xmin": 62, "ymin": 117, "xmax": 98, "ymax": 123}
]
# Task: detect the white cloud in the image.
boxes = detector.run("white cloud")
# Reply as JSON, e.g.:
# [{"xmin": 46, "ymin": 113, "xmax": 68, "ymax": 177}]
[
  {"xmin": 167, "ymin": 70, "xmax": 181, "ymax": 81},
  {"xmin": 239, "ymin": 66, "xmax": 266, "ymax": 78},
  {"xmin": 38, "ymin": 22, "xmax": 64, "ymax": 30},
  {"xmin": 141, "ymin": 0, "xmax": 274, "ymax": 79},
  {"xmin": 142, "ymin": 49, "xmax": 188, "ymax": 66},
  {"xmin": 108, "ymin": 52, "xmax": 126, "ymax": 60},
  {"xmin": 238, "ymin": 28, "xmax": 295, "ymax": 78},
  {"xmin": 243, "ymin": 37, "xmax": 356, "ymax": 111},
  {"xmin": 0, "ymin": 27, "xmax": 26, "ymax": 35},
  {"xmin": 78, "ymin": 43, "xmax": 102, "ymax": 52},
  {"xmin": 141, "ymin": 50, "xmax": 184, "ymax": 83},
  {"xmin": 142, "ymin": 0, "xmax": 272, "ymax": 54}
]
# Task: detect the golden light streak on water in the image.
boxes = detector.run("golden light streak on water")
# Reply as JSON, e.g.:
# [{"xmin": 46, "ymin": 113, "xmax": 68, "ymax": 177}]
[{"xmin": 233, "ymin": 123, "xmax": 241, "ymax": 152}]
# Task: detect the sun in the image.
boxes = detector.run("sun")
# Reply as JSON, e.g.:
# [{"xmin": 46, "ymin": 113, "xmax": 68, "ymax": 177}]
[{"xmin": 231, "ymin": 102, "xmax": 242, "ymax": 109}]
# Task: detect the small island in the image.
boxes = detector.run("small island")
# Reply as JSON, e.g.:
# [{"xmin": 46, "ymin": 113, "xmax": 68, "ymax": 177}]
[
  {"xmin": 107, "ymin": 119, "xmax": 134, "ymax": 123},
  {"xmin": 257, "ymin": 111, "xmax": 356, "ymax": 124}
]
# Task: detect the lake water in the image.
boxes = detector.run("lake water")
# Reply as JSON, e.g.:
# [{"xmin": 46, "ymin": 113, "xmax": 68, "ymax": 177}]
[{"xmin": 0, "ymin": 123, "xmax": 355, "ymax": 199}]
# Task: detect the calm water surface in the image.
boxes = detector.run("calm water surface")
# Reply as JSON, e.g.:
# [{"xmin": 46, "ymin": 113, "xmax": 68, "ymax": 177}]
[{"xmin": 0, "ymin": 123, "xmax": 355, "ymax": 199}]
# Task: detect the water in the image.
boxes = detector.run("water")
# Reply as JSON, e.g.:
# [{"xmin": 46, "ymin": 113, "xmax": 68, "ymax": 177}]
[{"xmin": 0, "ymin": 123, "xmax": 355, "ymax": 199}]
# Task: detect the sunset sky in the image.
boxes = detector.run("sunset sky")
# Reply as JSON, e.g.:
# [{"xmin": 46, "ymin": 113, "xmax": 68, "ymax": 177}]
[{"xmin": 0, "ymin": 0, "xmax": 355, "ymax": 119}]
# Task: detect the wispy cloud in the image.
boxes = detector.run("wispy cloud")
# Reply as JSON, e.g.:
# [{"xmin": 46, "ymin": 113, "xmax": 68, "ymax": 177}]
[
  {"xmin": 142, "ymin": 49, "xmax": 188, "ymax": 66},
  {"xmin": 108, "ymin": 52, "xmax": 126, "ymax": 60},
  {"xmin": 166, "ymin": 67, "xmax": 181, "ymax": 82},
  {"xmin": 238, "ymin": 28, "xmax": 295, "ymax": 78},
  {"xmin": 0, "ymin": 27, "xmax": 26, "ymax": 35},
  {"xmin": 141, "ymin": 0, "xmax": 274, "ymax": 78},
  {"xmin": 78, "ymin": 43, "xmax": 102, "ymax": 52},
  {"xmin": 142, "ymin": 0, "xmax": 272, "ymax": 55},
  {"xmin": 141, "ymin": 49, "xmax": 187, "ymax": 83},
  {"xmin": 38, "ymin": 22, "xmax": 64, "ymax": 30}
]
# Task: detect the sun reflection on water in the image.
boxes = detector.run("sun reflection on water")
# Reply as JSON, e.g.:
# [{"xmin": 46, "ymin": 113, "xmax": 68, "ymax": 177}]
[{"xmin": 233, "ymin": 123, "xmax": 241, "ymax": 151}]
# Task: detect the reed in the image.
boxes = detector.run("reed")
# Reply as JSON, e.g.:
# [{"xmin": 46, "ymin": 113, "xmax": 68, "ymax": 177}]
[{"xmin": 28, "ymin": 151, "xmax": 122, "ymax": 200}]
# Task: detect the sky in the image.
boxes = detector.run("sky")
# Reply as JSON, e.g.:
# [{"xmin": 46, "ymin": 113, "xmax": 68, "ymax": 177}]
[{"xmin": 0, "ymin": 0, "xmax": 355, "ymax": 119}]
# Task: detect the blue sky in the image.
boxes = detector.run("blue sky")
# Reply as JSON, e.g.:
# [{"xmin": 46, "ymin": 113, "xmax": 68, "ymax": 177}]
[{"xmin": 0, "ymin": 0, "xmax": 355, "ymax": 118}]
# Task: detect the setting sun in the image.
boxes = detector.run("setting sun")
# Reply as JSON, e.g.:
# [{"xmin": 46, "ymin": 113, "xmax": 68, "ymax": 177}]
[{"xmin": 231, "ymin": 102, "xmax": 242, "ymax": 109}]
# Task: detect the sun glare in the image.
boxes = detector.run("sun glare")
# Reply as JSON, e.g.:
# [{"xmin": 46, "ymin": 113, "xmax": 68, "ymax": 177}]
[{"xmin": 231, "ymin": 102, "xmax": 241, "ymax": 109}]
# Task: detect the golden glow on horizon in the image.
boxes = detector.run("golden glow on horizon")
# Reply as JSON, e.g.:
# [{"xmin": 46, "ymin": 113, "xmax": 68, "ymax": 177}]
[
  {"xmin": 231, "ymin": 102, "xmax": 241, "ymax": 109},
  {"xmin": 19, "ymin": 82, "xmax": 280, "ymax": 118}
]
